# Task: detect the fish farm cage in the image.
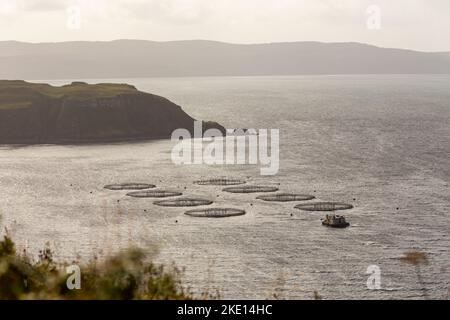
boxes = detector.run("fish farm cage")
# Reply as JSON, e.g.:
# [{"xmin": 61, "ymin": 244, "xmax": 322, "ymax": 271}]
[
  {"xmin": 256, "ymin": 193, "xmax": 316, "ymax": 202},
  {"xmin": 185, "ymin": 208, "xmax": 246, "ymax": 218},
  {"xmin": 194, "ymin": 178, "xmax": 246, "ymax": 186},
  {"xmin": 153, "ymin": 198, "xmax": 214, "ymax": 207},
  {"xmin": 294, "ymin": 202, "xmax": 354, "ymax": 211},
  {"xmin": 222, "ymin": 185, "xmax": 279, "ymax": 193},
  {"xmin": 104, "ymin": 183, "xmax": 156, "ymax": 191},
  {"xmin": 126, "ymin": 190, "xmax": 183, "ymax": 198}
]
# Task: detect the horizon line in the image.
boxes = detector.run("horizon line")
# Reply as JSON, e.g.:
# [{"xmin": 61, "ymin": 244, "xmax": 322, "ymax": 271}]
[{"xmin": 1, "ymin": 39, "xmax": 449, "ymax": 54}]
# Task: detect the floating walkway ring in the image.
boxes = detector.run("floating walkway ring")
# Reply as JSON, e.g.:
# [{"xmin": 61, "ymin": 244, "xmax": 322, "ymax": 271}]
[
  {"xmin": 294, "ymin": 202, "xmax": 353, "ymax": 211},
  {"xmin": 195, "ymin": 178, "xmax": 246, "ymax": 186},
  {"xmin": 104, "ymin": 183, "xmax": 155, "ymax": 190},
  {"xmin": 222, "ymin": 186, "xmax": 279, "ymax": 193},
  {"xmin": 257, "ymin": 193, "xmax": 315, "ymax": 202},
  {"xmin": 154, "ymin": 198, "xmax": 213, "ymax": 207},
  {"xmin": 185, "ymin": 208, "xmax": 246, "ymax": 218},
  {"xmin": 127, "ymin": 190, "xmax": 182, "ymax": 198}
]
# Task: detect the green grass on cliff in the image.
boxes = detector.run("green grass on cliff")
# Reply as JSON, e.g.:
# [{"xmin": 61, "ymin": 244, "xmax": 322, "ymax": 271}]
[{"xmin": 0, "ymin": 80, "xmax": 139, "ymax": 109}]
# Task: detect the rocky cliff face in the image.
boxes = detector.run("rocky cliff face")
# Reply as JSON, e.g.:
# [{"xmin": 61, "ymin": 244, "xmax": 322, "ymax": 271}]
[{"xmin": 0, "ymin": 80, "xmax": 225, "ymax": 144}]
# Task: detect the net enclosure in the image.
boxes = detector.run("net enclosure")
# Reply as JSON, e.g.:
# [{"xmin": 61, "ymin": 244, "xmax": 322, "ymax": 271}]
[
  {"xmin": 194, "ymin": 178, "xmax": 246, "ymax": 186},
  {"xmin": 256, "ymin": 193, "xmax": 315, "ymax": 202},
  {"xmin": 222, "ymin": 185, "xmax": 279, "ymax": 193},
  {"xmin": 294, "ymin": 202, "xmax": 354, "ymax": 211},
  {"xmin": 153, "ymin": 198, "xmax": 213, "ymax": 207},
  {"xmin": 127, "ymin": 190, "xmax": 182, "ymax": 198},
  {"xmin": 185, "ymin": 208, "xmax": 246, "ymax": 218},
  {"xmin": 104, "ymin": 183, "xmax": 155, "ymax": 190}
]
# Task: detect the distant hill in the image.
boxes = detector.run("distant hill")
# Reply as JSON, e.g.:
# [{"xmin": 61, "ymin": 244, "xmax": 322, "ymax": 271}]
[
  {"xmin": 1, "ymin": 40, "xmax": 450, "ymax": 79},
  {"xmin": 0, "ymin": 80, "xmax": 224, "ymax": 144}
]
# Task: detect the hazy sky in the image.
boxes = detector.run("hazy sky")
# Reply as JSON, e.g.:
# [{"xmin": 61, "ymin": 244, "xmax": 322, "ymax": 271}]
[{"xmin": 1, "ymin": 0, "xmax": 449, "ymax": 51}]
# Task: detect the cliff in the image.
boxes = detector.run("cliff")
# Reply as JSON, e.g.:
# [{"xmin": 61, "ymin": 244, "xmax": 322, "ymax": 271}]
[{"xmin": 0, "ymin": 80, "xmax": 225, "ymax": 144}]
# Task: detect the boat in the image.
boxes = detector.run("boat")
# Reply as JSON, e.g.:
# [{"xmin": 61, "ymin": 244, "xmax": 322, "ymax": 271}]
[{"xmin": 321, "ymin": 214, "xmax": 350, "ymax": 228}]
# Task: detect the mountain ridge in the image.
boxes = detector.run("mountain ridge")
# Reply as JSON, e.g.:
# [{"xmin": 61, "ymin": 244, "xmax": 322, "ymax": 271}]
[
  {"xmin": 1, "ymin": 40, "xmax": 450, "ymax": 79},
  {"xmin": 2, "ymin": 39, "xmax": 449, "ymax": 52}
]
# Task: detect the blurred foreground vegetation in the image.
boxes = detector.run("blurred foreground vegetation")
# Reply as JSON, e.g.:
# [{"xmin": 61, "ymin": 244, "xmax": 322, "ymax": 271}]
[{"xmin": 0, "ymin": 234, "xmax": 194, "ymax": 300}]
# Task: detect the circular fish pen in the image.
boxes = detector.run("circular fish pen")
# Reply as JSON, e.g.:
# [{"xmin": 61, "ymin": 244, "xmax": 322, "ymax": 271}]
[
  {"xmin": 223, "ymin": 186, "xmax": 279, "ymax": 193},
  {"xmin": 104, "ymin": 183, "xmax": 155, "ymax": 191},
  {"xmin": 257, "ymin": 193, "xmax": 315, "ymax": 202},
  {"xmin": 195, "ymin": 178, "xmax": 246, "ymax": 186},
  {"xmin": 185, "ymin": 208, "xmax": 246, "ymax": 218},
  {"xmin": 126, "ymin": 190, "xmax": 182, "ymax": 198},
  {"xmin": 153, "ymin": 198, "xmax": 213, "ymax": 207},
  {"xmin": 294, "ymin": 202, "xmax": 353, "ymax": 211}
]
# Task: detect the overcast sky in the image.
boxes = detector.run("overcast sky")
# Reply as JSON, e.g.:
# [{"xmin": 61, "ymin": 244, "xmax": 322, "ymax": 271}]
[{"xmin": 1, "ymin": 0, "xmax": 449, "ymax": 52}]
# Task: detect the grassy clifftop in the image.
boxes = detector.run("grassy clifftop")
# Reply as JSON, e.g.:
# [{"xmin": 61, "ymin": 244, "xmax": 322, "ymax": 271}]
[
  {"xmin": 0, "ymin": 80, "xmax": 224, "ymax": 143},
  {"xmin": 0, "ymin": 80, "xmax": 138, "ymax": 109}
]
